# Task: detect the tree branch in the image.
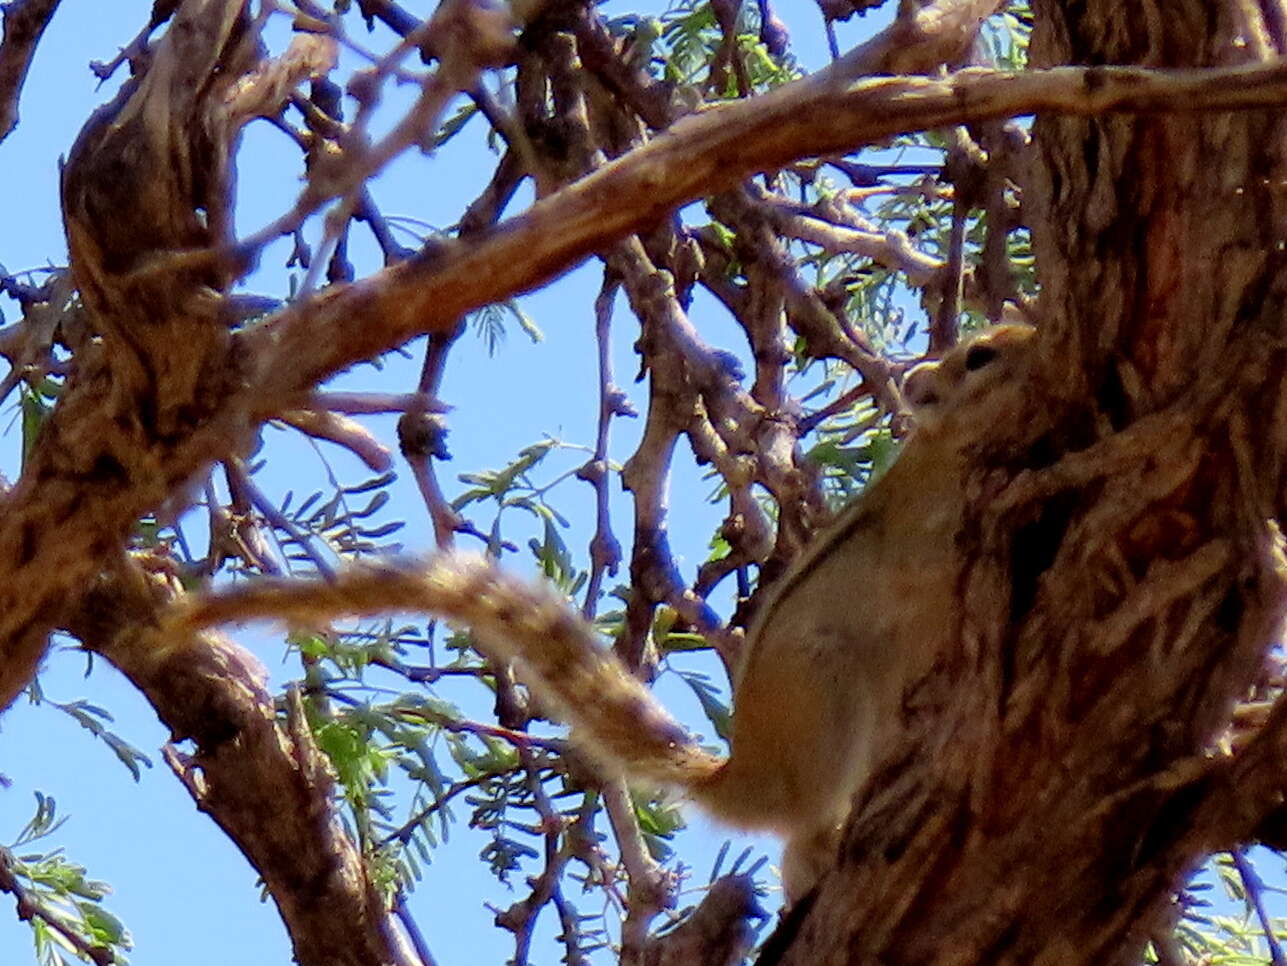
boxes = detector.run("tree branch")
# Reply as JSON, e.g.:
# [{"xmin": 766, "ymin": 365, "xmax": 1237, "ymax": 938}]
[
  {"xmin": 243, "ymin": 58, "xmax": 1287, "ymax": 405},
  {"xmin": 63, "ymin": 556, "xmax": 411, "ymax": 966},
  {"xmin": 0, "ymin": 0, "xmax": 61, "ymax": 143}
]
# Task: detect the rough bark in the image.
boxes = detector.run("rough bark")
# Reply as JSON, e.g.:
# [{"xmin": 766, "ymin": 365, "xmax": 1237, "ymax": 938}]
[
  {"xmin": 65, "ymin": 559, "xmax": 406, "ymax": 966},
  {"xmin": 7, "ymin": 3, "xmax": 402, "ymax": 963},
  {"xmin": 14, "ymin": 3, "xmax": 1287, "ymax": 723},
  {"xmin": 0, "ymin": 0, "xmax": 61, "ymax": 143},
  {"xmin": 764, "ymin": 4, "xmax": 1287, "ymax": 965},
  {"xmin": 6, "ymin": 1, "xmax": 1287, "ymax": 964}
]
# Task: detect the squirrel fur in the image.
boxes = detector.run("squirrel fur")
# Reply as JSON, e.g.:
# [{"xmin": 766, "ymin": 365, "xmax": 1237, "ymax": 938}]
[{"xmin": 176, "ymin": 323, "xmax": 1038, "ymax": 898}]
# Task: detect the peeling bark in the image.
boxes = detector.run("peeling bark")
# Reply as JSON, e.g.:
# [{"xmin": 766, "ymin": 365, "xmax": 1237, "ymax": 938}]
[
  {"xmin": 7, "ymin": 1, "xmax": 1287, "ymax": 964},
  {"xmin": 4, "ymin": 4, "xmax": 390, "ymax": 963},
  {"xmin": 0, "ymin": 1, "xmax": 332, "ymax": 713},
  {"xmin": 65, "ymin": 559, "xmax": 404, "ymax": 966},
  {"xmin": 762, "ymin": 5, "xmax": 1287, "ymax": 965}
]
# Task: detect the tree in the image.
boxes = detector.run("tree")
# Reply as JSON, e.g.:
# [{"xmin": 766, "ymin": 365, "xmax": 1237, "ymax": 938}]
[{"xmin": 2, "ymin": 0, "xmax": 1287, "ymax": 964}]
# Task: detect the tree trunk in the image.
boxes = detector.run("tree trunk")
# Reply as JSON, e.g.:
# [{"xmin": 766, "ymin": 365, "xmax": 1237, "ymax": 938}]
[
  {"xmin": 9, "ymin": 1, "xmax": 1287, "ymax": 963},
  {"xmin": 765, "ymin": 4, "xmax": 1287, "ymax": 964}
]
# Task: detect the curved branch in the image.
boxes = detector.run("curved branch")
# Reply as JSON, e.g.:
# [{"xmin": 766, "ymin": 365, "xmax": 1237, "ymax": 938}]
[
  {"xmin": 63, "ymin": 557, "xmax": 410, "ymax": 966},
  {"xmin": 243, "ymin": 59, "xmax": 1287, "ymax": 405}
]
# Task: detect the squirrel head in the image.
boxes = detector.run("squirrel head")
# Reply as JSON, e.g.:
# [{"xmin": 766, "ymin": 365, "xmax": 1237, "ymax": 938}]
[{"xmin": 903, "ymin": 324, "xmax": 1037, "ymax": 444}]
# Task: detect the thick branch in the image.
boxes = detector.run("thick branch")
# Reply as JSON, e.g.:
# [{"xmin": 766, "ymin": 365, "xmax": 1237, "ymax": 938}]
[
  {"xmin": 0, "ymin": 0, "xmax": 61, "ymax": 143},
  {"xmin": 8, "ymin": 17, "xmax": 1287, "ymax": 757},
  {"xmin": 245, "ymin": 59, "xmax": 1287, "ymax": 401},
  {"xmin": 63, "ymin": 558, "xmax": 409, "ymax": 966},
  {"xmin": 11, "ymin": 4, "xmax": 1287, "ymax": 966}
]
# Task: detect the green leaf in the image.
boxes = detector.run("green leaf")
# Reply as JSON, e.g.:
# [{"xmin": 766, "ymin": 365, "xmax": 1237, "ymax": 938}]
[
  {"xmin": 49, "ymin": 701, "xmax": 152, "ymax": 781},
  {"xmin": 503, "ymin": 301, "xmax": 543, "ymax": 344},
  {"xmin": 673, "ymin": 668, "xmax": 731, "ymax": 741},
  {"xmin": 20, "ymin": 387, "xmax": 51, "ymax": 466},
  {"xmin": 432, "ymin": 101, "xmax": 479, "ymax": 149},
  {"xmin": 78, "ymin": 903, "xmax": 129, "ymax": 946}
]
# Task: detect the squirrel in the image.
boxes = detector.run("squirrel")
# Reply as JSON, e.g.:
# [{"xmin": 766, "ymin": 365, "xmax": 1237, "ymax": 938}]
[{"xmin": 173, "ymin": 323, "xmax": 1038, "ymax": 899}]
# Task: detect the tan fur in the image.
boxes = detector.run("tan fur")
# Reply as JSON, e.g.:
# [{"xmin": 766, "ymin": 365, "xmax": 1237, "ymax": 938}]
[{"xmin": 176, "ymin": 324, "xmax": 1037, "ymax": 899}]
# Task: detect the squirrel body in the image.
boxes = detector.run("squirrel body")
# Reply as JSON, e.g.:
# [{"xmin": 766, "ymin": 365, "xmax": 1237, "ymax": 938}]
[
  {"xmin": 179, "ymin": 324, "xmax": 1037, "ymax": 898},
  {"xmin": 697, "ymin": 323, "xmax": 1035, "ymax": 890}
]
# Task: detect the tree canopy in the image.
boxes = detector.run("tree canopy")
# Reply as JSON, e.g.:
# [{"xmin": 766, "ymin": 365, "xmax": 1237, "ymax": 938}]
[{"xmin": 3, "ymin": 1, "xmax": 1287, "ymax": 965}]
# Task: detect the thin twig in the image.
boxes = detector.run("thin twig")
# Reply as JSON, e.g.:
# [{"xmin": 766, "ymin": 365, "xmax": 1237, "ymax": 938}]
[
  {"xmin": 0, "ymin": 846, "xmax": 114, "ymax": 966},
  {"xmin": 1231, "ymin": 849, "xmax": 1286, "ymax": 966}
]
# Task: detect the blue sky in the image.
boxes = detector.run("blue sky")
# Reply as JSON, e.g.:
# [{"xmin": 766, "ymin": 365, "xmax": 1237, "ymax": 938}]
[
  {"xmin": 5, "ymin": 3, "xmax": 1285, "ymax": 965},
  {"xmin": 0, "ymin": 2, "xmax": 884, "ymax": 964}
]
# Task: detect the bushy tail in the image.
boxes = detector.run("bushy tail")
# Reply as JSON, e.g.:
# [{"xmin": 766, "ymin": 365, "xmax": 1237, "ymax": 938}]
[{"xmin": 175, "ymin": 553, "xmax": 726, "ymax": 792}]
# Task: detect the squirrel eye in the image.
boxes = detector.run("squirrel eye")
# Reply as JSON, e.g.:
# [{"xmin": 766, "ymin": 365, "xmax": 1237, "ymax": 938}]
[
  {"xmin": 964, "ymin": 344, "xmax": 998, "ymax": 372},
  {"xmin": 911, "ymin": 388, "xmax": 940, "ymax": 408}
]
